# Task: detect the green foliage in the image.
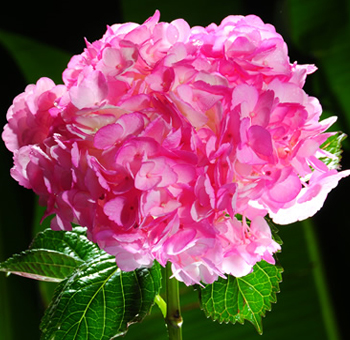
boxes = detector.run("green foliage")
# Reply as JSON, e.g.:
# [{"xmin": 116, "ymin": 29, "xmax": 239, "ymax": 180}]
[
  {"xmin": 0, "ymin": 227, "xmax": 104, "ymax": 282},
  {"xmin": 30, "ymin": 226, "xmax": 105, "ymax": 262},
  {"xmin": 0, "ymin": 228, "xmax": 162, "ymax": 339},
  {"xmin": 0, "ymin": 225, "xmax": 285, "ymax": 338},
  {"xmin": 0, "ymin": 249, "xmax": 83, "ymax": 282},
  {"xmin": 320, "ymin": 132, "xmax": 347, "ymax": 169},
  {"xmin": 40, "ymin": 254, "xmax": 162, "ymax": 340},
  {"xmin": 0, "ymin": 29, "xmax": 69, "ymax": 84},
  {"xmin": 199, "ymin": 261, "xmax": 283, "ymax": 334}
]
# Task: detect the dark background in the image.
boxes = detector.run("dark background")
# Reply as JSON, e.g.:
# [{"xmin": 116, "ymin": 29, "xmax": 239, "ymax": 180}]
[{"xmin": 1, "ymin": 1, "xmax": 349, "ymax": 339}]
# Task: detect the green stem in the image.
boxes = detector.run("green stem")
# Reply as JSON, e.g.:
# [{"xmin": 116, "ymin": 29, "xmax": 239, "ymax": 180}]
[
  {"xmin": 302, "ymin": 219, "xmax": 341, "ymax": 340},
  {"xmin": 165, "ymin": 262, "xmax": 183, "ymax": 340}
]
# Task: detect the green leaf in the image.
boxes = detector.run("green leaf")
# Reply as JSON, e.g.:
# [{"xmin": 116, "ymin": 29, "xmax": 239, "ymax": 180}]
[
  {"xmin": 0, "ymin": 227, "xmax": 104, "ymax": 282},
  {"xmin": 0, "ymin": 249, "xmax": 85, "ymax": 282},
  {"xmin": 40, "ymin": 256, "xmax": 162, "ymax": 340},
  {"xmin": 267, "ymin": 218, "xmax": 283, "ymax": 246},
  {"xmin": 199, "ymin": 261, "xmax": 283, "ymax": 334},
  {"xmin": 30, "ymin": 227, "xmax": 104, "ymax": 262},
  {"xmin": 0, "ymin": 228, "xmax": 163, "ymax": 338},
  {"xmin": 320, "ymin": 132, "xmax": 347, "ymax": 170},
  {"xmin": 0, "ymin": 29, "xmax": 69, "ymax": 84}
]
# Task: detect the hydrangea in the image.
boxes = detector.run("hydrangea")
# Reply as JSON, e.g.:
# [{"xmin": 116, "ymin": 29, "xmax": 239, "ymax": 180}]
[{"xmin": 3, "ymin": 11, "xmax": 349, "ymax": 285}]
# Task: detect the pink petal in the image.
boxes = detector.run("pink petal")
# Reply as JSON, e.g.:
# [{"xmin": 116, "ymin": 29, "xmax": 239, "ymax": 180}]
[
  {"xmin": 268, "ymin": 171, "xmax": 301, "ymax": 203},
  {"xmin": 165, "ymin": 228, "xmax": 197, "ymax": 255},
  {"xmin": 94, "ymin": 124, "xmax": 124, "ymax": 149},
  {"xmin": 270, "ymin": 170, "xmax": 350, "ymax": 224},
  {"xmin": 69, "ymin": 70, "xmax": 108, "ymax": 109},
  {"xmin": 103, "ymin": 196, "xmax": 138, "ymax": 229},
  {"xmin": 248, "ymin": 125, "xmax": 273, "ymax": 157},
  {"xmin": 221, "ymin": 252, "xmax": 252, "ymax": 277}
]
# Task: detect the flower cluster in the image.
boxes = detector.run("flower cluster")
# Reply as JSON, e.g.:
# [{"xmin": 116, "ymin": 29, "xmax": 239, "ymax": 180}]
[{"xmin": 3, "ymin": 11, "xmax": 349, "ymax": 285}]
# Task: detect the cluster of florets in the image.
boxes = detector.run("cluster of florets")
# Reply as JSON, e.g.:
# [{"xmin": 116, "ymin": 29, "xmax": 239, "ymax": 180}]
[{"xmin": 3, "ymin": 11, "xmax": 349, "ymax": 285}]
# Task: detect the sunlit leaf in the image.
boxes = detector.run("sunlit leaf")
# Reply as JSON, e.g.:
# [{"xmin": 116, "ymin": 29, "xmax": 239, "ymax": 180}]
[
  {"xmin": 320, "ymin": 132, "xmax": 347, "ymax": 170},
  {"xmin": 30, "ymin": 227, "xmax": 104, "ymax": 262},
  {"xmin": 199, "ymin": 261, "xmax": 283, "ymax": 334},
  {"xmin": 0, "ymin": 227, "xmax": 104, "ymax": 282},
  {"xmin": 40, "ymin": 256, "xmax": 162, "ymax": 340},
  {"xmin": 0, "ymin": 249, "xmax": 85, "ymax": 282}
]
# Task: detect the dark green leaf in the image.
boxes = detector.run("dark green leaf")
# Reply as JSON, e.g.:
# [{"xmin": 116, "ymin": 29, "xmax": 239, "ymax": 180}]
[
  {"xmin": 0, "ymin": 29, "xmax": 69, "ymax": 84},
  {"xmin": 199, "ymin": 261, "xmax": 283, "ymax": 334},
  {"xmin": 0, "ymin": 227, "xmax": 104, "ymax": 282},
  {"xmin": 40, "ymin": 256, "xmax": 162, "ymax": 340}
]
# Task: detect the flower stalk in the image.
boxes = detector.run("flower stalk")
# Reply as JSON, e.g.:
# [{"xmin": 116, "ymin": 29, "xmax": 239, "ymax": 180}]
[{"xmin": 165, "ymin": 262, "xmax": 183, "ymax": 340}]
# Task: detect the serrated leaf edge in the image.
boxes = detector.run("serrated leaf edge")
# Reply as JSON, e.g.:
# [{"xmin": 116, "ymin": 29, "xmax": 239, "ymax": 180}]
[{"xmin": 199, "ymin": 261, "xmax": 283, "ymax": 334}]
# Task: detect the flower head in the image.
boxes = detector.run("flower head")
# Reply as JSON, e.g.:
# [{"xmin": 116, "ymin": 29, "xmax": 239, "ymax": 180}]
[{"xmin": 3, "ymin": 10, "xmax": 349, "ymax": 285}]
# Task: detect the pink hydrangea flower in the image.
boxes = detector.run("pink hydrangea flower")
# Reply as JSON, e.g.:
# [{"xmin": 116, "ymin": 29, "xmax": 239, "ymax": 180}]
[{"xmin": 3, "ymin": 11, "xmax": 349, "ymax": 285}]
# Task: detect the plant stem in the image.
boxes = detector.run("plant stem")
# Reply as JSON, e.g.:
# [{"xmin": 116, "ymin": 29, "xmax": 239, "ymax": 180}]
[
  {"xmin": 302, "ymin": 219, "xmax": 341, "ymax": 340},
  {"xmin": 165, "ymin": 262, "xmax": 183, "ymax": 340}
]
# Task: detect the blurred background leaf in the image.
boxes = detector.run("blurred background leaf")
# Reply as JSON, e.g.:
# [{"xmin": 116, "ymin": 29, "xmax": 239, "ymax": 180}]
[{"xmin": 1, "ymin": 0, "xmax": 349, "ymax": 339}]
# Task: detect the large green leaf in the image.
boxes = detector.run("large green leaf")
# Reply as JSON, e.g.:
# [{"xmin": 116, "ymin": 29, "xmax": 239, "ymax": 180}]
[
  {"xmin": 0, "ymin": 227, "xmax": 104, "ymax": 282},
  {"xmin": 0, "ymin": 29, "xmax": 69, "ymax": 84},
  {"xmin": 0, "ymin": 249, "xmax": 84, "ymax": 282},
  {"xmin": 40, "ymin": 255, "xmax": 162, "ymax": 340},
  {"xmin": 29, "ymin": 227, "xmax": 104, "ymax": 262},
  {"xmin": 199, "ymin": 261, "xmax": 282, "ymax": 334},
  {"xmin": 0, "ymin": 227, "xmax": 163, "ymax": 339}
]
